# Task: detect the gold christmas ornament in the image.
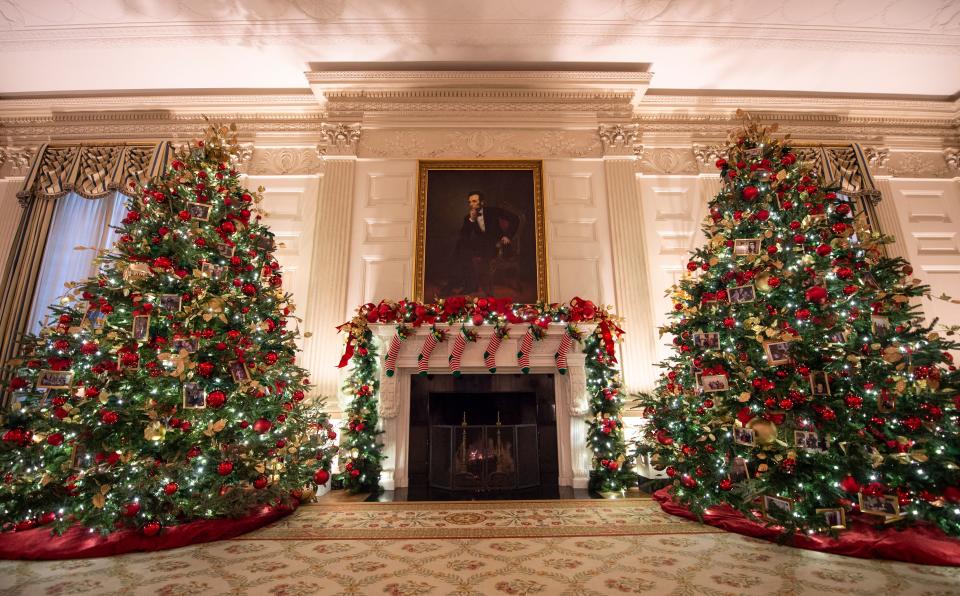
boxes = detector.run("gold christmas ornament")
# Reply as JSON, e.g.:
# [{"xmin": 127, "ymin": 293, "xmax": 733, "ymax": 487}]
[
  {"xmin": 747, "ymin": 418, "xmax": 778, "ymax": 445},
  {"xmin": 754, "ymin": 272, "xmax": 773, "ymax": 293}
]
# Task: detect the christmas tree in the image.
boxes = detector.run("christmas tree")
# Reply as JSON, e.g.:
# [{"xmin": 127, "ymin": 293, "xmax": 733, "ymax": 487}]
[
  {"xmin": 638, "ymin": 119, "xmax": 960, "ymax": 536},
  {"xmin": 0, "ymin": 123, "xmax": 336, "ymax": 536}
]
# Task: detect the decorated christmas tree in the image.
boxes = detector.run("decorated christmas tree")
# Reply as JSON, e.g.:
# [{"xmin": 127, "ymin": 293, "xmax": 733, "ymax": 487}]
[
  {"xmin": 637, "ymin": 119, "xmax": 960, "ymax": 536},
  {"xmin": 0, "ymin": 123, "xmax": 336, "ymax": 535}
]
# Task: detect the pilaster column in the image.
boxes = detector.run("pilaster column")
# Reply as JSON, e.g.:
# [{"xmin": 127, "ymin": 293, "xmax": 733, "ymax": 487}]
[
  {"xmin": 870, "ymin": 177, "xmax": 910, "ymax": 262},
  {"xmin": 301, "ymin": 124, "xmax": 361, "ymax": 401},
  {"xmin": 599, "ymin": 124, "xmax": 658, "ymax": 392}
]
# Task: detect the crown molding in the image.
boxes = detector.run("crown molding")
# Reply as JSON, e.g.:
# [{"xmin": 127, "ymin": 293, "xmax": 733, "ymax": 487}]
[{"xmin": 0, "ymin": 87, "xmax": 957, "ymax": 150}]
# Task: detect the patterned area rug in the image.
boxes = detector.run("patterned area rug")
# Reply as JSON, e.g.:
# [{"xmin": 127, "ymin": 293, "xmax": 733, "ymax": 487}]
[
  {"xmin": 2, "ymin": 498, "xmax": 960, "ymax": 595},
  {"xmin": 248, "ymin": 498, "xmax": 716, "ymax": 540}
]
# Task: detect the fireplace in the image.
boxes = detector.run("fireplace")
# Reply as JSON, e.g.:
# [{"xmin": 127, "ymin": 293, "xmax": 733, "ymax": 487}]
[
  {"xmin": 366, "ymin": 324, "xmax": 594, "ymax": 492},
  {"xmin": 407, "ymin": 374, "xmax": 558, "ymax": 498}
]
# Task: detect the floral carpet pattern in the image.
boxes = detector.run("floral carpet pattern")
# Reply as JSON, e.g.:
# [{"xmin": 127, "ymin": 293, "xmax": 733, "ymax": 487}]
[{"xmin": 2, "ymin": 499, "xmax": 960, "ymax": 595}]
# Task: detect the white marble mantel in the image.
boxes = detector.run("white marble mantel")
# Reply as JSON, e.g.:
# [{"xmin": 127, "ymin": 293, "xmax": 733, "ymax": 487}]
[{"xmin": 368, "ymin": 323, "xmax": 596, "ymax": 490}]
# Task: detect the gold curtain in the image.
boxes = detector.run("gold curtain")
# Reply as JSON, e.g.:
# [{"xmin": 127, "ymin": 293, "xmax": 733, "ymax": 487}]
[{"xmin": 0, "ymin": 141, "xmax": 175, "ymax": 408}]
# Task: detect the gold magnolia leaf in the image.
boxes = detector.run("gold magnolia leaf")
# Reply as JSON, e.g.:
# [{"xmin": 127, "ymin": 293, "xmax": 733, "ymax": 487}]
[
  {"xmin": 738, "ymin": 392, "xmax": 751, "ymax": 403},
  {"xmin": 100, "ymin": 484, "xmax": 111, "ymax": 495},
  {"xmin": 92, "ymin": 493, "xmax": 106, "ymax": 509}
]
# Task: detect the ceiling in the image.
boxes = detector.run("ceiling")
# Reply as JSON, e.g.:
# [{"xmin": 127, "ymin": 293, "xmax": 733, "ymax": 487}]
[{"xmin": 0, "ymin": 0, "xmax": 958, "ymax": 97}]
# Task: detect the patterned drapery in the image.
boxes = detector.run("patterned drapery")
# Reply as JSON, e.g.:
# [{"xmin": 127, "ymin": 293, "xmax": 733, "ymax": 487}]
[{"xmin": 17, "ymin": 142, "xmax": 175, "ymax": 204}]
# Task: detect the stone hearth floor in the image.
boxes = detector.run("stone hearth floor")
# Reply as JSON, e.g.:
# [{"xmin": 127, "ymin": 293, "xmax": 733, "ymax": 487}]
[{"xmin": 2, "ymin": 498, "xmax": 958, "ymax": 595}]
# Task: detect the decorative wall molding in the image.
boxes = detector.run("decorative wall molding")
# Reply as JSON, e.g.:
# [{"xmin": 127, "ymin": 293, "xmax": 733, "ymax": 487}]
[
  {"xmin": 246, "ymin": 147, "xmax": 325, "ymax": 176},
  {"xmin": 358, "ymin": 128, "xmax": 602, "ymax": 159},
  {"xmin": 885, "ymin": 151, "xmax": 955, "ymax": 179},
  {"xmin": 636, "ymin": 147, "xmax": 700, "ymax": 176},
  {"xmin": 598, "ymin": 124, "xmax": 642, "ymax": 157}
]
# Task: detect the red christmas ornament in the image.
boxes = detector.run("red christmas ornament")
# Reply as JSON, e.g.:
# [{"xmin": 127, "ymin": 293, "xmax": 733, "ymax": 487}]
[
  {"xmin": 313, "ymin": 469, "xmax": 330, "ymax": 486},
  {"xmin": 206, "ymin": 390, "xmax": 226, "ymax": 408},
  {"xmin": 164, "ymin": 482, "xmax": 178, "ymax": 495},
  {"xmin": 804, "ymin": 286, "xmax": 828, "ymax": 304},
  {"xmin": 101, "ymin": 410, "xmax": 119, "ymax": 425},
  {"xmin": 46, "ymin": 433, "xmax": 64, "ymax": 446},
  {"xmin": 142, "ymin": 521, "xmax": 162, "ymax": 536},
  {"xmin": 253, "ymin": 476, "xmax": 268, "ymax": 489},
  {"xmin": 252, "ymin": 418, "xmax": 272, "ymax": 434},
  {"xmin": 217, "ymin": 461, "xmax": 234, "ymax": 476},
  {"xmin": 742, "ymin": 186, "xmax": 759, "ymax": 201}
]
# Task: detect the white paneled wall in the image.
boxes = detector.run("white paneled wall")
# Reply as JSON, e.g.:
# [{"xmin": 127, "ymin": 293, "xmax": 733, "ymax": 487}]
[
  {"xmin": 544, "ymin": 159, "xmax": 615, "ymax": 304},
  {"xmin": 247, "ymin": 174, "xmax": 321, "ymax": 349},
  {"xmin": 346, "ymin": 160, "xmax": 417, "ymax": 309},
  {"xmin": 884, "ymin": 178, "xmax": 960, "ymax": 329},
  {"xmin": 636, "ymin": 175, "xmax": 712, "ymax": 363}
]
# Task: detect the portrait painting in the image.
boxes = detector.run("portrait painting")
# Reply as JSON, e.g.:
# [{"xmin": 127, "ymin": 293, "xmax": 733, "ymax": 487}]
[{"xmin": 415, "ymin": 161, "xmax": 547, "ymax": 303}]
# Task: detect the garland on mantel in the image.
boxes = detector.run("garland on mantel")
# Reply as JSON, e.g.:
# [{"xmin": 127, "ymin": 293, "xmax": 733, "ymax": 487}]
[{"xmin": 335, "ymin": 297, "xmax": 634, "ymax": 494}]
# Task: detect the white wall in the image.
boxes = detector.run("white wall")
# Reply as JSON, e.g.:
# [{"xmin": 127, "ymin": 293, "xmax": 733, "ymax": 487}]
[
  {"xmin": 248, "ymin": 174, "xmax": 321, "ymax": 350},
  {"xmin": 884, "ymin": 178, "xmax": 960, "ymax": 331}
]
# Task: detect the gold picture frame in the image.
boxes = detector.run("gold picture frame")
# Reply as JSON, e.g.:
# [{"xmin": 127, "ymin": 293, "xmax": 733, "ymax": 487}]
[{"xmin": 414, "ymin": 160, "xmax": 547, "ymax": 303}]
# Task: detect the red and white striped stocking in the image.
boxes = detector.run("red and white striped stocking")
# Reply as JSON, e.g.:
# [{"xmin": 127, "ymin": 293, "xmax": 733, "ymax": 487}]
[
  {"xmin": 448, "ymin": 328, "xmax": 476, "ymax": 377},
  {"xmin": 384, "ymin": 328, "xmax": 406, "ymax": 377},
  {"xmin": 417, "ymin": 328, "xmax": 442, "ymax": 375},
  {"xmin": 483, "ymin": 327, "xmax": 507, "ymax": 373},
  {"xmin": 555, "ymin": 329, "xmax": 573, "ymax": 375},
  {"xmin": 517, "ymin": 327, "xmax": 535, "ymax": 374}
]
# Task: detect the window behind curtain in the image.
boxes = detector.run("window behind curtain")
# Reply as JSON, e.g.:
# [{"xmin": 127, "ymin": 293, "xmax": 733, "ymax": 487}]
[{"xmin": 28, "ymin": 192, "xmax": 129, "ymax": 332}]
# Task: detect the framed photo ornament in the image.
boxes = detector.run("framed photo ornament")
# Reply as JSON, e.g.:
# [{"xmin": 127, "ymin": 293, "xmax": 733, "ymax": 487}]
[{"xmin": 414, "ymin": 160, "xmax": 547, "ymax": 303}]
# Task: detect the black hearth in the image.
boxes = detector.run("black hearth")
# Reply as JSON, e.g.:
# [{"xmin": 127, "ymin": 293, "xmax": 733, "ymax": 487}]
[{"xmin": 407, "ymin": 374, "xmax": 558, "ymax": 500}]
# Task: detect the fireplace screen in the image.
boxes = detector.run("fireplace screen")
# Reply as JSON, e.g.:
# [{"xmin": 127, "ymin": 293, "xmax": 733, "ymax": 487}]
[{"xmin": 429, "ymin": 423, "xmax": 539, "ymax": 491}]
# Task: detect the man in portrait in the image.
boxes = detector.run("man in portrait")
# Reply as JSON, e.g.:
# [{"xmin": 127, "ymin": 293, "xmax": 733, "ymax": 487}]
[{"xmin": 451, "ymin": 191, "xmax": 519, "ymax": 295}]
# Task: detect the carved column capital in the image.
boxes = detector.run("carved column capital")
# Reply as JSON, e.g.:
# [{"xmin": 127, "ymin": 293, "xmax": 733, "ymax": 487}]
[
  {"xmin": 598, "ymin": 123, "xmax": 642, "ymax": 158},
  {"xmin": 944, "ymin": 148, "xmax": 960, "ymax": 174},
  {"xmin": 231, "ymin": 142, "xmax": 255, "ymax": 174},
  {"xmin": 692, "ymin": 144, "xmax": 726, "ymax": 173},
  {"xmin": 319, "ymin": 122, "xmax": 362, "ymax": 157},
  {"xmin": 0, "ymin": 146, "xmax": 36, "ymax": 177},
  {"xmin": 864, "ymin": 146, "xmax": 890, "ymax": 170}
]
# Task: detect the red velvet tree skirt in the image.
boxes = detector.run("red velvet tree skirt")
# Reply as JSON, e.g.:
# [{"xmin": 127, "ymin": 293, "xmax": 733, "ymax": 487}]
[
  {"xmin": 0, "ymin": 504, "xmax": 294, "ymax": 560},
  {"xmin": 654, "ymin": 488, "xmax": 960, "ymax": 566}
]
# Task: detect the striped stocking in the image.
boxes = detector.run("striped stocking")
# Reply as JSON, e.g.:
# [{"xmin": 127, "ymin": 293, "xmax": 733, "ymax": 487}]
[{"xmin": 555, "ymin": 330, "xmax": 573, "ymax": 375}]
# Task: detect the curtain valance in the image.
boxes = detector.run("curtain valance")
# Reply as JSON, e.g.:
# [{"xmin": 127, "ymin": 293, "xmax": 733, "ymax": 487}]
[{"xmin": 17, "ymin": 142, "xmax": 175, "ymax": 205}]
